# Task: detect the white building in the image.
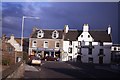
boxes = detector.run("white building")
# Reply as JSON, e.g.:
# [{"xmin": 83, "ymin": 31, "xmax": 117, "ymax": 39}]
[
  {"xmin": 8, "ymin": 34, "xmax": 22, "ymax": 52},
  {"xmin": 7, "ymin": 34, "xmax": 22, "ymax": 62},
  {"xmin": 62, "ymin": 24, "xmax": 112, "ymax": 64},
  {"xmin": 111, "ymin": 44, "xmax": 120, "ymax": 63}
]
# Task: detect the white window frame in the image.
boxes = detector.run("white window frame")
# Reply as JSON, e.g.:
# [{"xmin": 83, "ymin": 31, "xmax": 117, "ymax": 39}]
[
  {"xmin": 44, "ymin": 41, "xmax": 48, "ymax": 48},
  {"xmin": 52, "ymin": 30, "xmax": 59, "ymax": 39},
  {"xmin": 68, "ymin": 47, "xmax": 72, "ymax": 53},
  {"xmin": 55, "ymin": 42, "xmax": 60, "ymax": 48},
  {"xmin": 37, "ymin": 30, "xmax": 44, "ymax": 38},
  {"xmin": 32, "ymin": 40, "xmax": 37, "ymax": 47}
]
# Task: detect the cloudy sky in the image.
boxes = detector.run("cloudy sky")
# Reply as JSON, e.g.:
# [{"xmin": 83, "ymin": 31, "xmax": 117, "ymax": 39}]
[{"xmin": 2, "ymin": 2, "xmax": 119, "ymax": 43}]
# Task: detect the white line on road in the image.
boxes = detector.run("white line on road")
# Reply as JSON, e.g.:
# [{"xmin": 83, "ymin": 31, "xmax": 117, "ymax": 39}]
[{"xmin": 67, "ymin": 64, "xmax": 82, "ymax": 70}]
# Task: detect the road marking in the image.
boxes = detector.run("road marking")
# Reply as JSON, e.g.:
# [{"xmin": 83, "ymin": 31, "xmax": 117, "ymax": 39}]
[
  {"xmin": 71, "ymin": 66, "xmax": 76, "ymax": 69},
  {"xmin": 38, "ymin": 68, "xmax": 41, "ymax": 71}
]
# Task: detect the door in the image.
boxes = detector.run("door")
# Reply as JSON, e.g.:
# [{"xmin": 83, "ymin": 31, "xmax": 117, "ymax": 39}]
[
  {"xmin": 99, "ymin": 57, "xmax": 103, "ymax": 64},
  {"xmin": 77, "ymin": 55, "xmax": 81, "ymax": 62}
]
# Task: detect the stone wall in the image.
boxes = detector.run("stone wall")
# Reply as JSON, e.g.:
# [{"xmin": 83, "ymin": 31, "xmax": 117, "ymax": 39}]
[{"xmin": 2, "ymin": 61, "xmax": 25, "ymax": 80}]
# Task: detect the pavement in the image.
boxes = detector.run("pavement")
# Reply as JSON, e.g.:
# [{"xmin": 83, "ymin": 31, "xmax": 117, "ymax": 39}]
[{"xmin": 25, "ymin": 64, "xmax": 40, "ymax": 72}]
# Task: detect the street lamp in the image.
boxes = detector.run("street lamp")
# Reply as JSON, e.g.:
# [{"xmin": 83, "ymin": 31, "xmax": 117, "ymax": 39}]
[{"xmin": 21, "ymin": 16, "xmax": 40, "ymax": 51}]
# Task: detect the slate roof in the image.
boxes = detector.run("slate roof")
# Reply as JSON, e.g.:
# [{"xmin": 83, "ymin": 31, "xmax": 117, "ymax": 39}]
[
  {"xmin": 64, "ymin": 30, "xmax": 82, "ymax": 41},
  {"xmin": 30, "ymin": 29, "xmax": 112, "ymax": 42},
  {"xmin": 30, "ymin": 29, "xmax": 63, "ymax": 39},
  {"xmin": 89, "ymin": 30, "xmax": 112, "ymax": 42}
]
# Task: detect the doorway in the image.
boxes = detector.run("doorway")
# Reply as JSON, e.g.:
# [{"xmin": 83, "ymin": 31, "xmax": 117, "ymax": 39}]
[
  {"xmin": 99, "ymin": 57, "xmax": 103, "ymax": 64},
  {"xmin": 77, "ymin": 55, "xmax": 81, "ymax": 62}
]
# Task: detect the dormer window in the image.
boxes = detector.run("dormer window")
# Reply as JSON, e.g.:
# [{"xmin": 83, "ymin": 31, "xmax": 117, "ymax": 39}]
[
  {"xmin": 81, "ymin": 35, "xmax": 83, "ymax": 37},
  {"xmin": 88, "ymin": 35, "xmax": 90, "ymax": 38},
  {"xmin": 37, "ymin": 30, "xmax": 44, "ymax": 38},
  {"xmin": 52, "ymin": 30, "xmax": 59, "ymax": 39}
]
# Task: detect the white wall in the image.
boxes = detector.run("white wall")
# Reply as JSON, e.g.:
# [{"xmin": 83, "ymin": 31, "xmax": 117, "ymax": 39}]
[
  {"xmin": 72, "ymin": 41, "xmax": 78, "ymax": 61},
  {"xmin": 8, "ymin": 36, "xmax": 21, "ymax": 51},
  {"xmin": 62, "ymin": 41, "xmax": 78, "ymax": 61},
  {"xmin": 62, "ymin": 41, "xmax": 69, "ymax": 61},
  {"xmin": 78, "ymin": 32, "xmax": 94, "ymax": 42}
]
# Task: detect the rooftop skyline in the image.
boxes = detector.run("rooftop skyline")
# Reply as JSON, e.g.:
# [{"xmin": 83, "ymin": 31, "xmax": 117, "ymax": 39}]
[{"xmin": 2, "ymin": 2, "xmax": 119, "ymax": 43}]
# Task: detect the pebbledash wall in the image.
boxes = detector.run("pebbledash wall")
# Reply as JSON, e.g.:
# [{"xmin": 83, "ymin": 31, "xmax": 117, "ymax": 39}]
[{"xmin": 29, "ymin": 24, "xmax": 112, "ymax": 64}]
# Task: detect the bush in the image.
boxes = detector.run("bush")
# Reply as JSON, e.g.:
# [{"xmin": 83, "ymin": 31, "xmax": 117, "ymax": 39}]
[{"xmin": 2, "ymin": 59, "xmax": 10, "ymax": 65}]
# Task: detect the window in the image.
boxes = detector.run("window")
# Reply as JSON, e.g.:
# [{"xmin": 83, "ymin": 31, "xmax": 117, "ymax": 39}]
[
  {"xmin": 89, "ymin": 42, "xmax": 92, "ymax": 46},
  {"xmin": 44, "ymin": 41, "xmax": 48, "ymax": 48},
  {"xmin": 52, "ymin": 30, "xmax": 59, "ymax": 39},
  {"xmin": 68, "ymin": 56, "xmax": 72, "ymax": 61},
  {"xmin": 7, "ymin": 47, "xmax": 13, "ymax": 52},
  {"xmin": 100, "ymin": 42, "xmax": 103, "ymax": 46},
  {"xmin": 118, "ymin": 47, "xmax": 120, "ymax": 50},
  {"xmin": 56, "ymin": 42, "xmax": 60, "ymax": 48},
  {"xmin": 99, "ymin": 49, "xmax": 104, "ymax": 55},
  {"xmin": 81, "ymin": 35, "xmax": 83, "ymax": 37},
  {"xmin": 32, "ymin": 40, "xmax": 37, "ymax": 47},
  {"xmin": 37, "ymin": 30, "xmax": 44, "ymax": 38},
  {"xmin": 68, "ymin": 48, "xmax": 72, "ymax": 53},
  {"xmin": 88, "ymin": 57, "xmax": 93, "ymax": 63},
  {"xmin": 69, "ymin": 41, "xmax": 72, "ymax": 45},
  {"xmin": 16, "ymin": 57, "xmax": 21, "ymax": 62},
  {"xmin": 88, "ymin": 48, "xmax": 92, "ymax": 55},
  {"xmin": 78, "ymin": 41, "xmax": 81, "ymax": 46},
  {"xmin": 114, "ymin": 47, "xmax": 116, "ymax": 51},
  {"xmin": 88, "ymin": 35, "xmax": 90, "ymax": 38}
]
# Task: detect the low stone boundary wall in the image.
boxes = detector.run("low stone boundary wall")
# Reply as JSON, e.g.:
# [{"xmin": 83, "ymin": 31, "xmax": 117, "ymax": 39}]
[{"xmin": 2, "ymin": 61, "xmax": 25, "ymax": 80}]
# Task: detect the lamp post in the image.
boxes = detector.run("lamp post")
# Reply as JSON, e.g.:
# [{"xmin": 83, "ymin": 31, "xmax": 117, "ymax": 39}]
[{"xmin": 21, "ymin": 16, "xmax": 40, "ymax": 52}]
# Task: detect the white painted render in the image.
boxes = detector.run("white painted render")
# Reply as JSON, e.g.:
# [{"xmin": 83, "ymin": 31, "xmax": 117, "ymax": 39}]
[
  {"xmin": 78, "ymin": 32, "xmax": 94, "ymax": 42},
  {"xmin": 111, "ymin": 46, "xmax": 120, "ymax": 51},
  {"xmin": 8, "ymin": 35, "xmax": 21, "ymax": 51},
  {"xmin": 62, "ymin": 41, "xmax": 78, "ymax": 61},
  {"xmin": 62, "ymin": 41, "xmax": 69, "ymax": 61},
  {"xmin": 62, "ymin": 33, "xmax": 112, "ymax": 63}
]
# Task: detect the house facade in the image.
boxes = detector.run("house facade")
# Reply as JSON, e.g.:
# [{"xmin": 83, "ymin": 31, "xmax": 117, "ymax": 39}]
[
  {"xmin": 1, "ymin": 34, "xmax": 23, "ymax": 64},
  {"xmin": 1, "ymin": 35, "xmax": 15, "ymax": 65},
  {"xmin": 62, "ymin": 24, "xmax": 112, "ymax": 64},
  {"xmin": 111, "ymin": 44, "xmax": 120, "ymax": 63},
  {"xmin": 29, "ymin": 28, "xmax": 63, "ymax": 59},
  {"xmin": 29, "ymin": 24, "xmax": 112, "ymax": 64}
]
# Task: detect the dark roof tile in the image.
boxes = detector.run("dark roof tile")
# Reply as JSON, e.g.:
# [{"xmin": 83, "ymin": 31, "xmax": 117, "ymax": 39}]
[
  {"xmin": 64, "ymin": 30, "xmax": 82, "ymax": 41},
  {"xmin": 31, "ymin": 29, "xmax": 63, "ymax": 39},
  {"xmin": 89, "ymin": 31, "xmax": 112, "ymax": 42}
]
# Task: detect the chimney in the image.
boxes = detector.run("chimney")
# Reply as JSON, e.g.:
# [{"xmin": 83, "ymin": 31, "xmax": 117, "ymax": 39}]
[
  {"xmin": 32, "ymin": 27, "xmax": 37, "ymax": 32},
  {"xmin": 2, "ymin": 34, "xmax": 6, "ymax": 40},
  {"xmin": 83, "ymin": 24, "xmax": 89, "ymax": 32},
  {"xmin": 108, "ymin": 25, "xmax": 111, "ymax": 34},
  {"xmin": 64, "ymin": 25, "xmax": 69, "ymax": 33},
  {"xmin": 10, "ymin": 34, "xmax": 14, "ymax": 40}
]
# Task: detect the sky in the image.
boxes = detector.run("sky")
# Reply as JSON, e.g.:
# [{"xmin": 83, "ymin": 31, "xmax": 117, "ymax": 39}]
[{"xmin": 2, "ymin": 2, "xmax": 119, "ymax": 43}]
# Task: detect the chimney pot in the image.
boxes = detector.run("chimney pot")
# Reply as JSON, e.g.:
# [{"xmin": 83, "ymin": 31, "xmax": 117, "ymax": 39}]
[{"xmin": 83, "ymin": 24, "xmax": 89, "ymax": 32}]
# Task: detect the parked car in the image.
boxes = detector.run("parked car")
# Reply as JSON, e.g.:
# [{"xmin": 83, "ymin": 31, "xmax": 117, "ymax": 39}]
[
  {"xmin": 41, "ymin": 56, "xmax": 58, "ymax": 61},
  {"xmin": 28, "ymin": 55, "xmax": 41, "ymax": 66}
]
